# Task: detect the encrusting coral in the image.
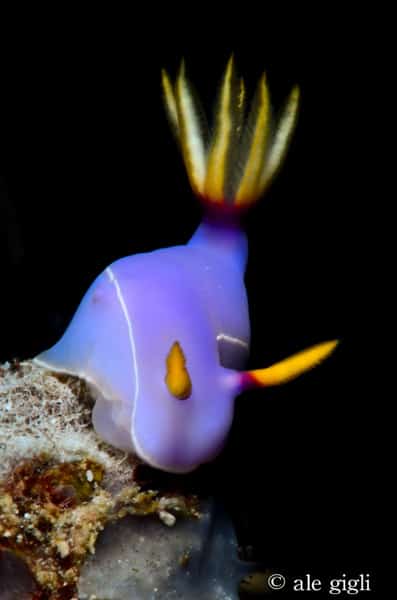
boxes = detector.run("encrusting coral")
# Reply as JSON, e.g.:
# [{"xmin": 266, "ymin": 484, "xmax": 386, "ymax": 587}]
[{"xmin": 0, "ymin": 361, "xmax": 199, "ymax": 599}]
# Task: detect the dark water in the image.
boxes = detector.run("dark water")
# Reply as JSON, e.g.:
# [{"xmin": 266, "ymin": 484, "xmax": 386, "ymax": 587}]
[{"xmin": 1, "ymin": 11, "xmax": 378, "ymax": 596}]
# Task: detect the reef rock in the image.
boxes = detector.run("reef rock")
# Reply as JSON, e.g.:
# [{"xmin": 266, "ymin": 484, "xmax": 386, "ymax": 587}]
[{"xmin": 0, "ymin": 361, "xmax": 248, "ymax": 599}]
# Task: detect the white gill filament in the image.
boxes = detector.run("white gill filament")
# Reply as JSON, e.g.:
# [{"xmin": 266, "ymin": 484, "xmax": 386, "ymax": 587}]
[
  {"xmin": 259, "ymin": 86, "xmax": 300, "ymax": 191},
  {"xmin": 176, "ymin": 65, "xmax": 207, "ymax": 195}
]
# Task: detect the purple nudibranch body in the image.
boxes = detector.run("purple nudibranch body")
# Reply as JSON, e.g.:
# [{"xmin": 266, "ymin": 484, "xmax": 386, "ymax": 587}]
[{"xmin": 35, "ymin": 58, "xmax": 338, "ymax": 472}]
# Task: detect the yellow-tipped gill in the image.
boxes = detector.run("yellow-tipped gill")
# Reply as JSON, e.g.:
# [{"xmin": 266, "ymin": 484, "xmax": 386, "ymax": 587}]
[{"xmin": 161, "ymin": 56, "xmax": 299, "ymax": 209}]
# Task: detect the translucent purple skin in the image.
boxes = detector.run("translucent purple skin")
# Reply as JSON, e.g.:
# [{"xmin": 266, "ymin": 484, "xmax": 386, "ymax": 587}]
[{"xmin": 35, "ymin": 221, "xmax": 250, "ymax": 472}]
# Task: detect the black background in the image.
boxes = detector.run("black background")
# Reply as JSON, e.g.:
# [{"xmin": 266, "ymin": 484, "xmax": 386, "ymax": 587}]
[{"xmin": 0, "ymin": 7, "xmax": 378, "ymax": 596}]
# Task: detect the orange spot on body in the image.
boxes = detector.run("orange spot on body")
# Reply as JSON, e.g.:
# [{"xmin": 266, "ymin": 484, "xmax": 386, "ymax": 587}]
[{"xmin": 165, "ymin": 341, "xmax": 192, "ymax": 400}]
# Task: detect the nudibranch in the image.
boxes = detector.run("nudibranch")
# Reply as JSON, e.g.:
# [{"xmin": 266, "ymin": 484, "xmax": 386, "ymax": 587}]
[{"xmin": 34, "ymin": 58, "xmax": 338, "ymax": 473}]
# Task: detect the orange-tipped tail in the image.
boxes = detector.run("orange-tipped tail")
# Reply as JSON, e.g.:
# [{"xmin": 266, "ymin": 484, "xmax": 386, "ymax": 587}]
[{"xmin": 238, "ymin": 340, "xmax": 339, "ymax": 391}]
